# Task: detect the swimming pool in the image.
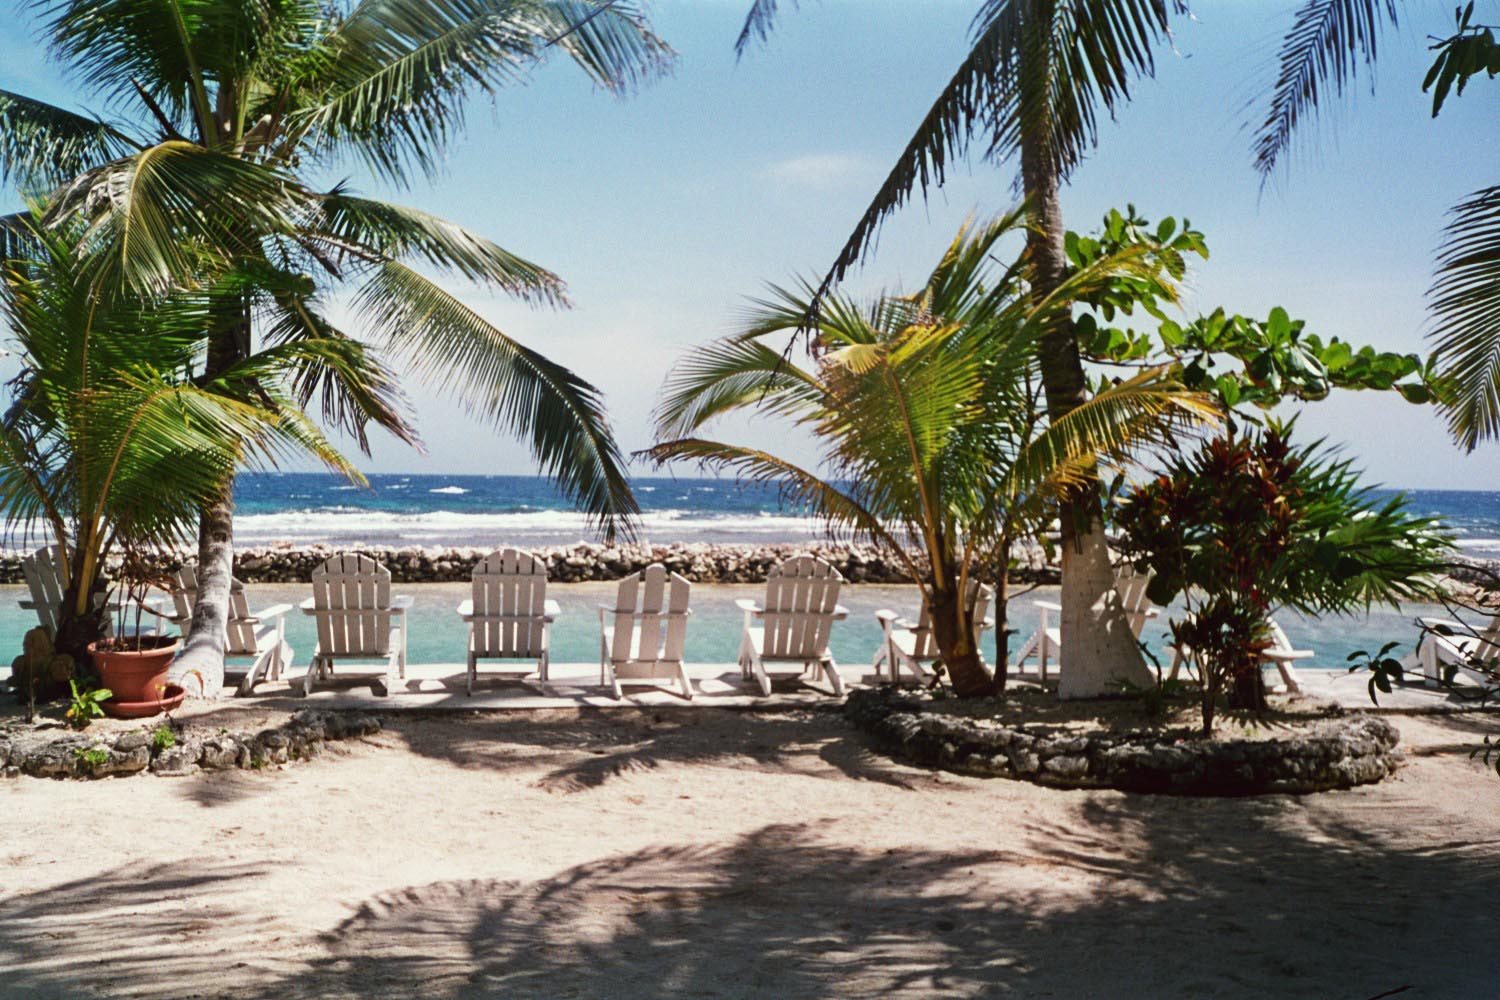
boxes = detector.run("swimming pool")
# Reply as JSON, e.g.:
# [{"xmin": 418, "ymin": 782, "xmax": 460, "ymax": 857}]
[{"xmin": 0, "ymin": 582, "xmax": 1446, "ymax": 685}]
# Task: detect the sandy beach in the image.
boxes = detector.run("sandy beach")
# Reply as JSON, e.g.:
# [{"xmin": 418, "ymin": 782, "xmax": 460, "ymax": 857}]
[{"xmin": 2, "ymin": 705, "xmax": 1498, "ymax": 999}]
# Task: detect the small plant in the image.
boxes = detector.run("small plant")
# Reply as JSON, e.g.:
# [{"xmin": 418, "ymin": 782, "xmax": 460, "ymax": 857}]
[
  {"xmin": 151, "ymin": 725, "xmax": 177, "ymax": 752},
  {"xmin": 72, "ymin": 745, "xmax": 108, "ymax": 768},
  {"xmin": 65, "ymin": 679, "xmax": 112, "ymax": 730}
]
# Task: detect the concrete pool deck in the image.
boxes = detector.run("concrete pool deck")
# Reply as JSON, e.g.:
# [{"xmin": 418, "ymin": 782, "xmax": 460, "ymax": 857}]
[{"xmin": 205, "ymin": 659, "xmax": 1498, "ymax": 715}]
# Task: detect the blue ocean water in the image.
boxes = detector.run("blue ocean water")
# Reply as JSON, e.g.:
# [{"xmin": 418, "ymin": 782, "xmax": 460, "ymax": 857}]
[
  {"xmin": 229, "ymin": 473, "xmax": 822, "ymax": 546},
  {"xmin": 225, "ymin": 474, "xmax": 1500, "ymax": 555}
]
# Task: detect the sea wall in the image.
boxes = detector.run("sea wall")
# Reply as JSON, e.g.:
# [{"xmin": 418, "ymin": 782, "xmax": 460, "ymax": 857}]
[{"xmin": 0, "ymin": 542, "xmax": 1059, "ymax": 586}]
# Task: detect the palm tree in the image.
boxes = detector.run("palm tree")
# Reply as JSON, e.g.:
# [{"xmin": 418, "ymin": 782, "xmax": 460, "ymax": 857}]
[
  {"xmin": 646, "ymin": 212, "xmax": 1216, "ymax": 697},
  {"xmin": 0, "ymin": 210, "xmax": 361, "ymax": 669},
  {"xmin": 1252, "ymin": 2, "xmax": 1500, "ymax": 450},
  {"xmin": 0, "ymin": 0, "xmax": 672, "ymax": 687},
  {"xmin": 736, "ymin": 0, "xmax": 1189, "ymax": 696}
]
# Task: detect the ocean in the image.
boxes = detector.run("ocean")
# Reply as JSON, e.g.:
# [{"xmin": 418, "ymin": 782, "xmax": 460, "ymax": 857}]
[
  {"xmin": 0, "ymin": 474, "xmax": 1488, "ymax": 675},
  {"xmin": 211, "ymin": 474, "xmax": 1500, "ymax": 556}
]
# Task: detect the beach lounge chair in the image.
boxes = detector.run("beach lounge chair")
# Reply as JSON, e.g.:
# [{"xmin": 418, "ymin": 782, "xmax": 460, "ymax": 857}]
[
  {"xmin": 157, "ymin": 565, "xmax": 294, "ymax": 696},
  {"xmin": 299, "ymin": 553, "xmax": 411, "ymax": 697},
  {"xmin": 1013, "ymin": 567, "xmax": 1158, "ymax": 681},
  {"xmin": 736, "ymin": 555, "xmax": 848, "ymax": 697},
  {"xmin": 458, "ymin": 548, "xmax": 558, "ymax": 695},
  {"xmin": 1407, "ymin": 612, "xmax": 1500, "ymax": 687},
  {"xmin": 598, "ymin": 563, "xmax": 693, "ymax": 699},
  {"xmin": 872, "ymin": 581, "xmax": 995, "ymax": 686},
  {"xmin": 1167, "ymin": 616, "xmax": 1313, "ymax": 694}
]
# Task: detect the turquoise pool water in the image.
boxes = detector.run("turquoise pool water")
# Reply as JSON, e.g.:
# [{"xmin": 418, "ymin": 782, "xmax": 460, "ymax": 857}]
[{"xmin": 0, "ymin": 582, "xmax": 1445, "ymax": 681}]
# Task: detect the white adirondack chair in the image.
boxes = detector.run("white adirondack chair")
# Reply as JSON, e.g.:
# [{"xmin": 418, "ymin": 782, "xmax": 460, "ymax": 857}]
[
  {"xmin": 299, "ymin": 554, "xmax": 411, "ymax": 697},
  {"xmin": 736, "ymin": 556, "xmax": 848, "ymax": 697},
  {"xmin": 1013, "ymin": 568, "xmax": 1159, "ymax": 681},
  {"xmin": 598, "ymin": 563, "xmax": 693, "ymax": 699},
  {"xmin": 19, "ymin": 544, "xmax": 141, "ymax": 639},
  {"xmin": 1167, "ymin": 615, "xmax": 1313, "ymax": 694},
  {"xmin": 1406, "ymin": 612, "xmax": 1500, "ymax": 687},
  {"xmin": 159, "ymin": 565, "xmax": 294, "ymax": 696},
  {"xmin": 873, "ymin": 581, "xmax": 995, "ymax": 686},
  {"xmin": 19, "ymin": 544, "xmax": 71, "ymax": 638},
  {"xmin": 458, "ymin": 548, "xmax": 558, "ymax": 695}
]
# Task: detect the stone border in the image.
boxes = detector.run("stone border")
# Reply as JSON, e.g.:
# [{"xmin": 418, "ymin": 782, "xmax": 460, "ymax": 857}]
[
  {"xmin": 0, "ymin": 542, "xmax": 1060, "ymax": 586},
  {"xmin": 845, "ymin": 689, "xmax": 1403, "ymax": 795},
  {"xmin": 0, "ymin": 711, "xmax": 381, "ymax": 780}
]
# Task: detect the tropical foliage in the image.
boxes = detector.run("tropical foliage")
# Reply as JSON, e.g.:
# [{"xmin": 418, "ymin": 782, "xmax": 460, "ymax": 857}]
[
  {"xmin": 0, "ymin": 0, "xmax": 671, "ymax": 682},
  {"xmin": 1251, "ymin": 0, "xmax": 1500, "ymax": 452},
  {"xmin": 0, "ymin": 211, "xmax": 356, "ymax": 663},
  {"xmin": 646, "ymin": 211, "xmax": 1217, "ymax": 697},
  {"xmin": 1116, "ymin": 422, "xmax": 1453, "ymax": 735}
]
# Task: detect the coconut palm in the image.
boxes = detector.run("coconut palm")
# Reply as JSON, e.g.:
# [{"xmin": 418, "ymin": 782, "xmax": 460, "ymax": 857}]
[
  {"xmin": 1252, "ymin": 2, "xmax": 1500, "ymax": 451},
  {"xmin": 0, "ymin": 0, "xmax": 671, "ymax": 685},
  {"xmin": 646, "ymin": 212, "xmax": 1217, "ymax": 697},
  {"xmin": 0, "ymin": 210, "xmax": 361, "ymax": 672},
  {"xmin": 738, "ymin": 1, "xmax": 1190, "ymax": 696}
]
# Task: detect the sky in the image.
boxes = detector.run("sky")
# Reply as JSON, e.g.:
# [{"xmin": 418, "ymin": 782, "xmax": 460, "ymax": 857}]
[{"xmin": 1, "ymin": 0, "xmax": 1498, "ymax": 490}]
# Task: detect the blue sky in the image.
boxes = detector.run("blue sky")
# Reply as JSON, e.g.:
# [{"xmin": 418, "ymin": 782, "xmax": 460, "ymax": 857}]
[{"xmin": 2, "ymin": 0, "xmax": 1497, "ymax": 489}]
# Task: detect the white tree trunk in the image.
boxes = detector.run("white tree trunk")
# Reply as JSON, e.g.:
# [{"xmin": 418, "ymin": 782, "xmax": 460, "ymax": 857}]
[
  {"xmin": 1056, "ymin": 522, "xmax": 1155, "ymax": 699},
  {"xmin": 168, "ymin": 491, "xmax": 233, "ymax": 697}
]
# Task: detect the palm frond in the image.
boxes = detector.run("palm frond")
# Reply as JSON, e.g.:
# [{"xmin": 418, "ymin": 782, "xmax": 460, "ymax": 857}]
[
  {"xmin": 316, "ymin": 191, "xmax": 568, "ymax": 304},
  {"xmin": 1251, "ymin": 0, "xmax": 1401, "ymax": 180},
  {"xmin": 353, "ymin": 260, "xmax": 638, "ymax": 540},
  {"xmin": 1429, "ymin": 186, "xmax": 1500, "ymax": 450},
  {"xmin": 641, "ymin": 437, "xmax": 910, "ymax": 558},
  {"xmin": 39, "ymin": 0, "xmax": 217, "ymax": 138},
  {"xmin": 1003, "ymin": 367, "xmax": 1219, "ymax": 501},
  {"xmin": 296, "ymin": 0, "xmax": 672, "ymax": 183},
  {"xmin": 44, "ymin": 141, "xmax": 309, "ymax": 294},
  {"xmin": 0, "ymin": 90, "xmax": 139, "ymax": 189},
  {"xmin": 735, "ymin": 0, "xmax": 802, "ymax": 58}
]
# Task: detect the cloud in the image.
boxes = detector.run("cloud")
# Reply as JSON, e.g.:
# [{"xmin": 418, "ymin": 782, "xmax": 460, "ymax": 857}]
[{"xmin": 761, "ymin": 153, "xmax": 876, "ymax": 189}]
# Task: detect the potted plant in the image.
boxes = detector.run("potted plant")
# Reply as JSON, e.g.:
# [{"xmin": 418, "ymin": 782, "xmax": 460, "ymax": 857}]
[{"xmin": 87, "ymin": 540, "xmax": 180, "ymax": 713}]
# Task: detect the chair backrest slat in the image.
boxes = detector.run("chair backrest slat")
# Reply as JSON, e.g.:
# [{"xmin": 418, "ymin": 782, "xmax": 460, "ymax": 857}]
[
  {"xmin": 608, "ymin": 564, "xmax": 691, "ymax": 665},
  {"xmin": 762, "ymin": 556, "xmax": 841, "ymax": 660},
  {"xmin": 171, "ymin": 565, "xmax": 258, "ymax": 654},
  {"xmin": 1114, "ymin": 568, "xmax": 1156, "ymax": 638},
  {"xmin": 23, "ymin": 545, "xmax": 68, "ymax": 636},
  {"xmin": 312, "ymin": 554, "xmax": 391, "ymax": 656},
  {"xmin": 909, "ymin": 580, "xmax": 994, "ymax": 660},
  {"xmin": 471, "ymin": 548, "xmax": 548, "ymax": 657}
]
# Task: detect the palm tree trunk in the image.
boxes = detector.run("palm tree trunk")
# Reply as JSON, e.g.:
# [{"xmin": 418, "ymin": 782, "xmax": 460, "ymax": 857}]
[
  {"xmin": 169, "ymin": 310, "xmax": 247, "ymax": 697},
  {"xmin": 1019, "ymin": 77, "xmax": 1154, "ymax": 699},
  {"xmin": 931, "ymin": 585, "xmax": 992, "ymax": 698}
]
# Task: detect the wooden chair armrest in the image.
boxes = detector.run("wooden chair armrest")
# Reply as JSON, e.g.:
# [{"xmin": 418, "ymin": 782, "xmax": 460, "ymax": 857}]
[
  {"xmin": 1262, "ymin": 649, "xmax": 1315, "ymax": 662},
  {"xmin": 833, "ymin": 604, "xmax": 850, "ymax": 620},
  {"xmin": 457, "ymin": 599, "xmax": 475, "ymax": 617},
  {"xmin": 1416, "ymin": 616, "xmax": 1470, "ymax": 634},
  {"xmin": 253, "ymin": 603, "xmax": 293, "ymax": 621},
  {"xmin": 299, "ymin": 597, "xmax": 317, "ymax": 614},
  {"xmin": 734, "ymin": 599, "xmax": 762, "ymax": 615},
  {"xmin": 544, "ymin": 599, "xmax": 561, "ymax": 617},
  {"xmin": 874, "ymin": 609, "xmax": 900, "ymax": 624},
  {"xmin": 391, "ymin": 595, "xmax": 415, "ymax": 611},
  {"xmin": 1034, "ymin": 599, "xmax": 1062, "ymax": 612}
]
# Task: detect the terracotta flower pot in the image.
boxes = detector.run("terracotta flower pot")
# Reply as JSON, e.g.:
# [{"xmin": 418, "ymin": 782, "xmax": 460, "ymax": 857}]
[{"xmin": 88, "ymin": 636, "xmax": 180, "ymax": 708}]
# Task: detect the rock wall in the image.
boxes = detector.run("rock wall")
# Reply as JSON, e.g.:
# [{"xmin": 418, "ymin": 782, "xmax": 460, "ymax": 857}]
[
  {"xmin": 0, "ymin": 542, "xmax": 1060, "ymax": 586},
  {"xmin": 845, "ymin": 689, "xmax": 1404, "ymax": 795},
  {"xmin": 0, "ymin": 710, "xmax": 381, "ymax": 780}
]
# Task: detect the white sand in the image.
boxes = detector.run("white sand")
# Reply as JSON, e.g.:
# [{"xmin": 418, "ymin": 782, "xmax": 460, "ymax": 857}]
[{"xmin": 2, "ymin": 707, "xmax": 1498, "ymax": 999}]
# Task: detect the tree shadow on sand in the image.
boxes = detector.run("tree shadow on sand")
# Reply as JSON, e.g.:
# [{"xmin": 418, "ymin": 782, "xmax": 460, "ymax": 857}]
[{"xmin": 384, "ymin": 709, "xmax": 945, "ymax": 793}]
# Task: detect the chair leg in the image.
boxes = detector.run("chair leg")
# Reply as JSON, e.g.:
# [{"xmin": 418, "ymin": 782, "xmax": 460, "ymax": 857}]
[
  {"xmin": 677, "ymin": 662, "xmax": 693, "ymax": 700},
  {"xmin": 823, "ymin": 654, "xmax": 845, "ymax": 697},
  {"xmin": 467, "ymin": 652, "xmax": 476, "ymax": 697},
  {"xmin": 755, "ymin": 658, "xmax": 771, "ymax": 697}
]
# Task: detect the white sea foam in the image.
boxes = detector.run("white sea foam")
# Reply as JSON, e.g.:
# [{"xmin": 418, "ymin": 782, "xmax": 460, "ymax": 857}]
[
  {"xmin": 429, "ymin": 486, "xmax": 469, "ymax": 495},
  {"xmin": 233, "ymin": 507, "xmax": 825, "ymax": 545}
]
